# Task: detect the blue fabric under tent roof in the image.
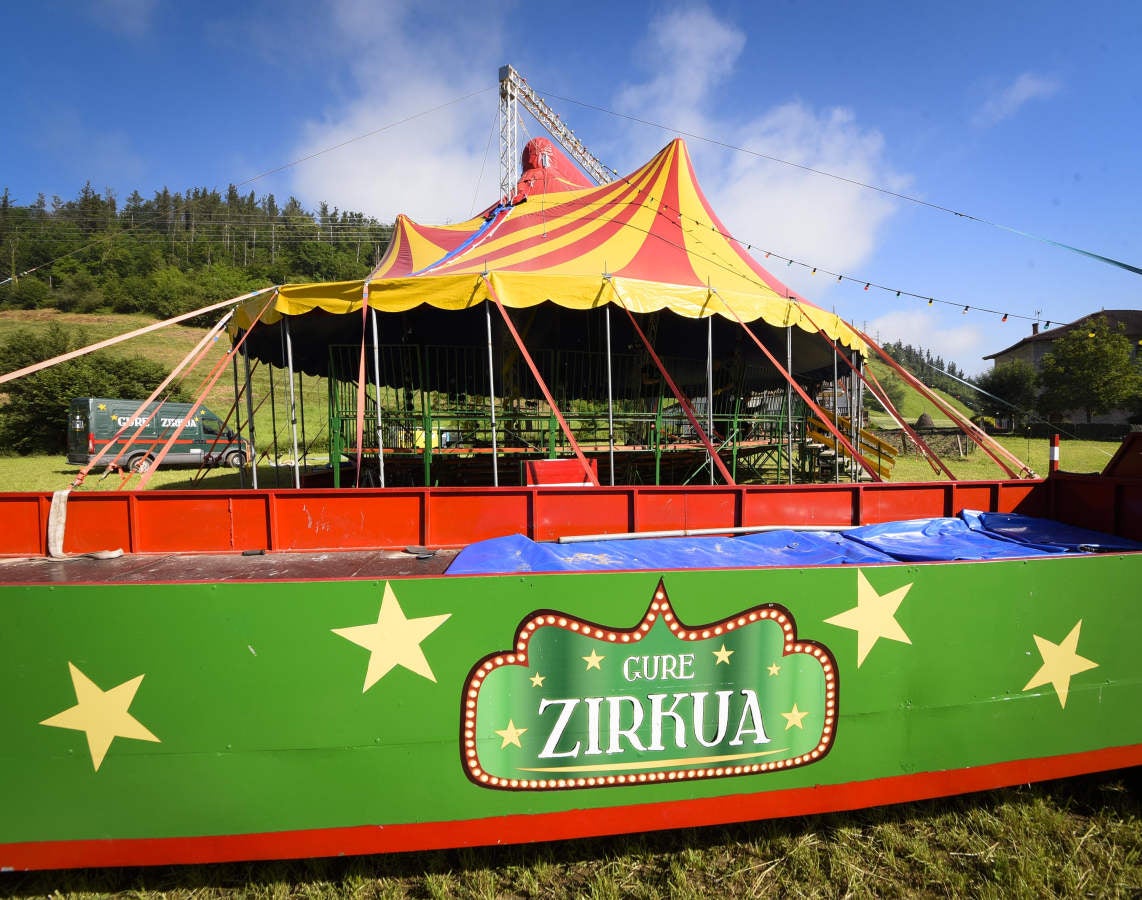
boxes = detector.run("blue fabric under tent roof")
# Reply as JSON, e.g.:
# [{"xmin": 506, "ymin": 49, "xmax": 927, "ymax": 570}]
[{"xmin": 445, "ymin": 511, "xmax": 1142, "ymax": 576}]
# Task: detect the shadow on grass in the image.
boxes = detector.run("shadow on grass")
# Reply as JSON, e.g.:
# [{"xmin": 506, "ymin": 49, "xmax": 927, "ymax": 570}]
[{"xmin": 2, "ymin": 771, "xmax": 1137, "ymax": 898}]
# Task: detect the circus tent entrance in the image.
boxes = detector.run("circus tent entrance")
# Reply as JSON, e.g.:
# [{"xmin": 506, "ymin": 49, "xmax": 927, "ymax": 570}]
[{"xmin": 233, "ymin": 137, "xmax": 890, "ymax": 489}]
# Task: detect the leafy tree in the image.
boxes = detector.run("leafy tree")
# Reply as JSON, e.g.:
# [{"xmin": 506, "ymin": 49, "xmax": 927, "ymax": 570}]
[
  {"xmin": 974, "ymin": 360, "xmax": 1038, "ymax": 428},
  {"xmin": 0, "ymin": 324, "xmax": 177, "ymax": 454},
  {"xmin": 1037, "ymin": 315, "xmax": 1142, "ymax": 423}
]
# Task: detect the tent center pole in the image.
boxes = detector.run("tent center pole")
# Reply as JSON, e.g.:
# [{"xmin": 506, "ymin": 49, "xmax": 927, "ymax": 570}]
[
  {"xmin": 832, "ymin": 337, "xmax": 840, "ymax": 484},
  {"xmin": 707, "ymin": 316, "xmax": 714, "ymax": 485},
  {"xmin": 786, "ymin": 325, "xmax": 793, "ymax": 485},
  {"xmin": 231, "ymin": 351, "xmax": 245, "ymax": 489},
  {"xmin": 268, "ymin": 362, "xmax": 280, "ymax": 487},
  {"xmin": 243, "ymin": 344, "xmax": 258, "ymax": 489},
  {"xmin": 283, "ymin": 318, "xmax": 301, "ymax": 488},
  {"xmin": 605, "ymin": 306, "xmax": 615, "ymax": 486},
  {"xmin": 485, "ymin": 300, "xmax": 499, "ymax": 487},
  {"xmin": 370, "ymin": 308, "xmax": 386, "ymax": 488},
  {"xmin": 851, "ymin": 350, "xmax": 862, "ymax": 482}
]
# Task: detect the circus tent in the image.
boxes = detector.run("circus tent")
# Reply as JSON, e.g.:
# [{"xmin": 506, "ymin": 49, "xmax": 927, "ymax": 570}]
[{"xmin": 233, "ymin": 136, "xmax": 866, "ymax": 386}]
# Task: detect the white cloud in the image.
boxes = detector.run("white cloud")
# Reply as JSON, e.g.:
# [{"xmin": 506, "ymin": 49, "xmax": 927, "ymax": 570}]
[
  {"xmin": 865, "ymin": 309, "xmax": 988, "ymax": 375},
  {"xmin": 612, "ymin": 7, "xmax": 909, "ymax": 283},
  {"xmin": 284, "ymin": 1, "xmax": 907, "ymax": 292},
  {"xmin": 973, "ymin": 72, "xmax": 1061, "ymax": 127},
  {"xmin": 284, "ymin": 0, "xmax": 507, "ymax": 223},
  {"xmin": 89, "ymin": 0, "xmax": 158, "ymax": 39}
]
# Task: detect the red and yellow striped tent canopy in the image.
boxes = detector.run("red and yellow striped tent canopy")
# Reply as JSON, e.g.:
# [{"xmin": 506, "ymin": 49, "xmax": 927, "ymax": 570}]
[{"xmin": 235, "ymin": 138, "xmax": 863, "ymax": 345}]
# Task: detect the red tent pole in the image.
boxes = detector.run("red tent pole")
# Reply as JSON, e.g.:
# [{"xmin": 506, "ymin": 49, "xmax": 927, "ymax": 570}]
[
  {"xmin": 862, "ymin": 365, "xmax": 955, "ymax": 478},
  {"xmin": 854, "ymin": 327, "xmax": 1028, "ymax": 478},
  {"xmin": 793, "ymin": 305, "xmax": 955, "ymax": 480},
  {"xmin": 619, "ymin": 305, "xmax": 736, "ymax": 485},
  {"xmin": 484, "ymin": 277, "xmax": 600, "ymax": 486},
  {"xmin": 134, "ymin": 290, "xmax": 280, "ymax": 490},
  {"xmin": 719, "ymin": 303, "xmax": 882, "ymax": 482}
]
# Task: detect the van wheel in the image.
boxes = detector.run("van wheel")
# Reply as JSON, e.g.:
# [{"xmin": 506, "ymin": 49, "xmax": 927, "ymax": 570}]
[
  {"xmin": 128, "ymin": 453, "xmax": 153, "ymax": 474},
  {"xmin": 224, "ymin": 450, "xmax": 246, "ymax": 468}
]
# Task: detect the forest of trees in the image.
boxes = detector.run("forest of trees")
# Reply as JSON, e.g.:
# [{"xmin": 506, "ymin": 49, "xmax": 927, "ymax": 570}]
[{"xmin": 0, "ymin": 182, "xmax": 391, "ymax": 318}]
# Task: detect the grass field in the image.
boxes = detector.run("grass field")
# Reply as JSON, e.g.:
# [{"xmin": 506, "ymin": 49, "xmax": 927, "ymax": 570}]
[
  {"xmin": 1, "ymin": 772, "xmax": 1138, "ymax": 898},
  {"xmin": 0, "ymin": 434, "xmax": 1119, "ymax": 493}
]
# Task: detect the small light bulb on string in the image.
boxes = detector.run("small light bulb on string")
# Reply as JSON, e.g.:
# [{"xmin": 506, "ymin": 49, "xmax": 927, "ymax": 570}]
[
  {"xmin": 1002, "ymin": 313, "xmax": 1008, "ymax": 322},
  {"xmin": 811, "ymin": 268, "xmax": 817, "ymax": 275},
  {"xmin": 896, "ymin": 291, "xmax": 901, "ymax": 297},
  {"xmin": 837, "ymin": 275, "xmax": 842, "ymax": 283},
  {"xmin": 787, "ymin": 259, "xmax": 793, "ymax": 266},
  {"xmin": 927, "ymin": 298, "xmax": 933, "ymax": 306},
  {"xmin": 962, "ymin": 305, "xmax": 969, "ymax": 314},
  {"xmin": 864, "ymin": 283, "xmax": 870, "ymax": 291}
]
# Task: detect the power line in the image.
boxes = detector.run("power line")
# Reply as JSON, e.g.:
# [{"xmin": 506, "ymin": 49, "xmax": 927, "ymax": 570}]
[{"xmin": 540, "ymin": 89, "xmax": 1142, "ymax": 279}]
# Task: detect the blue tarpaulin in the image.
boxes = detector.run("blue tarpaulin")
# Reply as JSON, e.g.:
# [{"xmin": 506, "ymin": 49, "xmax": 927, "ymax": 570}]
[{"xmin": 446, "ymin": 511, "xmax": 1141, "ymax": 575}]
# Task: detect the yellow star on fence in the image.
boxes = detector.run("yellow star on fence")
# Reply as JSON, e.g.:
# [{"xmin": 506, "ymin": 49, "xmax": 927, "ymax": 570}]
[
  {"xmin": 825, "ymin": 569, "xmax": 913, "ymax": 667},
  {"xmin": 782, "ymin": 704, "xmax": 809, "ymax": 730},
  {"xmin": 1023, "ymin": 620, "xmax": 1098, "ymax": 709},
  {"xmin": 333, "ymin": 582, "xmax": 451, "ymax": 691},
  {"xmin": 40, "ymin": 662, "xmax": 160, "ymax": 772},
  {"xmin": 496, "ymin": 720, "xmax": 527, "ymax": 749}
]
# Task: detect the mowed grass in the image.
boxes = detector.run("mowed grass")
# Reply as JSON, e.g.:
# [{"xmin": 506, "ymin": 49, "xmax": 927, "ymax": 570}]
[
  {"xmin": 1, "ymin": 772, "xmax": 1139, "ymax": 898},
  {"xmin": 0, "ymin": 435, "xmax": 1119, "ymax": 493}
]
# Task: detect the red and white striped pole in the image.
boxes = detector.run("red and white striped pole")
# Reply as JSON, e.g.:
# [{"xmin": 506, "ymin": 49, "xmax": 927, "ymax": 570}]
[{"xmin": 1049, "ymin": 433, "xmax": 1060, "ymax": 474}]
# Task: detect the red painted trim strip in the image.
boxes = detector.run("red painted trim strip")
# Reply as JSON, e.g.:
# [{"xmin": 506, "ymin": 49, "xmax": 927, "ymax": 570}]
[{"xmin": 5, "ymin": 744, "xmax": 1139, "ymax": 871}]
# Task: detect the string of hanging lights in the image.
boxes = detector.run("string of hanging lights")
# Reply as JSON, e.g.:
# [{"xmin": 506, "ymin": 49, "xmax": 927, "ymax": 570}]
[{"xmin": 609, "ymin": 176, "xmax": 1046, "ymax": 328}]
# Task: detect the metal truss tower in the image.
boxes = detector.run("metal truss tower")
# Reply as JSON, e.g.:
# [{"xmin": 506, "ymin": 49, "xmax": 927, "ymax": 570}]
[{"xmin": 498, "ymin": 65, "xmax": 613, "ymax": 200}]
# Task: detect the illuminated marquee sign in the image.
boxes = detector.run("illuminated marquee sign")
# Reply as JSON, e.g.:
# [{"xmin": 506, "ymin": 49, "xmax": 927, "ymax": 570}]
[{"xmin": 462, "ymin": 580, "xmax": 837, "ymax": 790}]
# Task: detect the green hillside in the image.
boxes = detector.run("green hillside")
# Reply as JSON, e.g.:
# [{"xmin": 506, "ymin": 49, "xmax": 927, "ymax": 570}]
[
  {"xmin": 864, "ymin": 358, "xmax": 977, "ymax": 429},
  {"xmin": 0, "ymin": 309, "xmax": 331, "ymax": 464}
]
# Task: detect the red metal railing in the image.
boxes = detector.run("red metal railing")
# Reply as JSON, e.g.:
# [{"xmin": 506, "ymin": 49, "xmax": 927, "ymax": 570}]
[{"xmin": 0, "ymin": 478, "xmax": 1061, "ymax": 558}]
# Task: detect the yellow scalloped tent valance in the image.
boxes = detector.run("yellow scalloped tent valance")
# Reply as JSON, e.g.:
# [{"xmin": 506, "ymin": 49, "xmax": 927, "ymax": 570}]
[{"xmin": 231, "ymin": 138, "xmax": 866, "ymax": 357}]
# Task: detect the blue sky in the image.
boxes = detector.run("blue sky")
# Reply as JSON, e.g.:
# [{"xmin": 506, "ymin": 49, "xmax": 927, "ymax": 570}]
[{"xmin": 2, "ymin": 0, "xmax": 1139, "ymax": 375}]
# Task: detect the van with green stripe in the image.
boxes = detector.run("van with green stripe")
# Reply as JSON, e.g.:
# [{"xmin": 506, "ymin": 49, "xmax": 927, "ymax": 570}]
[{"xmin": 67, "ymin": 397, "xmax": 248, "ymax": 472}]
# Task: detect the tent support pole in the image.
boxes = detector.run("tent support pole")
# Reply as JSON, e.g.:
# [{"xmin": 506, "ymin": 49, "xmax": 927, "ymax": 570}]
[
  {"xmin": 232, "ymin": 353, "xmax": 245, "ymax": 488},
  {"xmin": 786, "ymin": 326, "xmax": 794, "ymax": 485},
  {"xmin": 268, "ymin": 361, "xmax": 279, "ymax": 487},
  {"xmin": 620, "ymin": 305, "xmax": 735, "ymax": 485},
  {"xmin": 283, "ymin": 317, "xmax": 301, "ymax": 488},
  {"xmin": 707, "ymin": 316, "xmax": 715, "ymax": 485},
  {"xmin": 850, "ymin": 350, "xmax": 860, "ymax": 482},
  {"xmin": 832, "ymin": 337, "xmax": 840, "ymax": 484},
  {"xmin": 243, "ymin": 344, "xmax": 258, "ymax": 489},
  {"xmin": 485, "ymin": 278, "xmax": 598, "ymax": 485},
  {"xmin": 605, "ymin": 306, "xmax": 615, "ymax": 486},
  {"xmin": 485, "ymin": 300, "xmax": 499, "ymax": 487},
  {"xmin": 720, "ymin": 302, "xmax": 881, "ymax": 481},
  {"xmin": 298, "ymin": 371, "xmax": 307, "ymax": 475},
  {"xmin": 370, "ymin": 308, "xmax": 386, "ymax": 488}
]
